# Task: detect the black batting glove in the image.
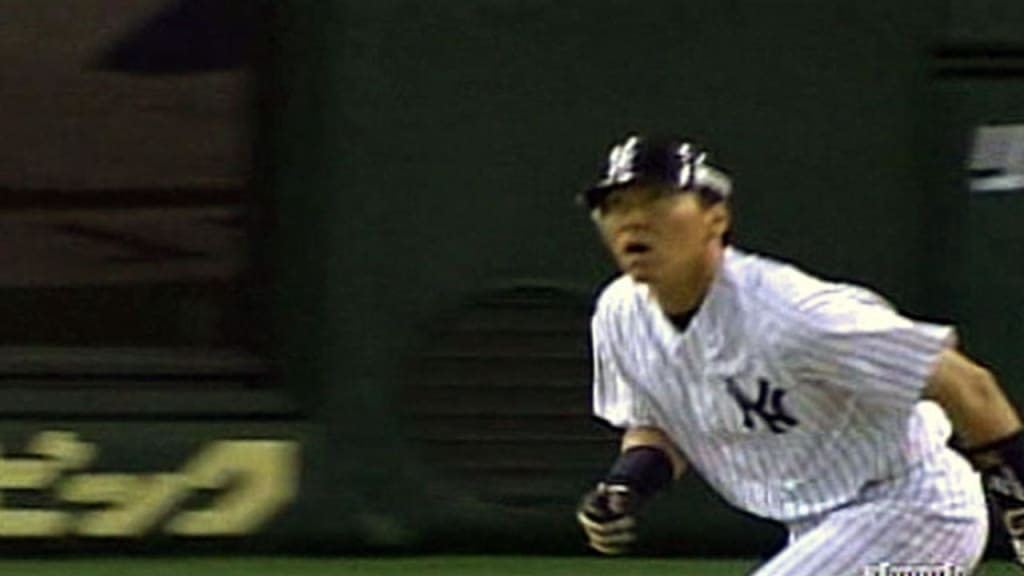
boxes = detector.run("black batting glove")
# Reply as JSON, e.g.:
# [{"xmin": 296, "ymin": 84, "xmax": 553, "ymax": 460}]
[
  {"xmin": 985, "ymin": 469, "xmax": 1024, "ymax": 567},
  {"xmin": 576, "ymin": 482, "xmax": 639, "ymax": 555},
  {"xmin": 967, "ymin": 430, "xmax": 1024, "ymax": 567},
  {"xmin": 576, "ymin": 445, "xmax": 675, "ymax": 555}
]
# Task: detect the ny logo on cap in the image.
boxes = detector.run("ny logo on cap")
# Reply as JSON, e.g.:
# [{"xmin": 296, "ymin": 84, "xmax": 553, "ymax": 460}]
[
  {"xmin": 604, "ymin": 136, "xmax": 640, "ymax": 185},
  {"xmin": 676, "ymin": 143, "xmax": 708, "ymax": 189},
  {"xmin": 598, "ymin": 135, "xmax": 729, "ymax": 197}
]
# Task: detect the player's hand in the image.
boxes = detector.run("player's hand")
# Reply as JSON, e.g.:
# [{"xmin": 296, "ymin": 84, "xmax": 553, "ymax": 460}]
[
  {"xmin": 1001, "ymin": 509, "xmax": 1024, "ymax": 569},
  {"xmin": 981, "ymin": 468, "xmax": 1024, "ymax": 567},
  {"xmin": 576, "ymin": 482, "xmax": 639, "ymax": 555}
]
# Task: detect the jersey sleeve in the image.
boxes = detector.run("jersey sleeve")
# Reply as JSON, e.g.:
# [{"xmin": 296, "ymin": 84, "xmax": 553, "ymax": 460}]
[
  {"xmin": 590, "ymin": 310, "xmax": 661, "ymax": 430},
  {"xmin": 782, "ymin": 285, "xmax": 956, "ymax": 407}
]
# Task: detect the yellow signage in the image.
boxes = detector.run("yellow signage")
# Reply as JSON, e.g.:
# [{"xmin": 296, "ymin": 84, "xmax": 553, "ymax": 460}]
[{"xmin": 0, "ymin": 431, "xmax": 300, "ymax": 538}]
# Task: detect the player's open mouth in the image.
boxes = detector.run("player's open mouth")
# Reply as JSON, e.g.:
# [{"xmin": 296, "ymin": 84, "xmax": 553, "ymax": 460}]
[{"xmin": 623, "ymin": 241, "xmax": 652, "ymax": 255}]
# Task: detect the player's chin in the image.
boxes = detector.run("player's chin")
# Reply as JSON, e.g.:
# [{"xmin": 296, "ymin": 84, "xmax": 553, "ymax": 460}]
[
  {"xmin": 618, "ymin": 256, "xmax": 653, "ymax": 278},
  {"xmin": 622, "ymin": 265, "xmax": 655, "ymax": 285}
]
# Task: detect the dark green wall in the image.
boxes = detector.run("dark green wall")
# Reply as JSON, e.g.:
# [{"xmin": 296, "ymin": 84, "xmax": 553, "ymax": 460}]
[{"xmin": 263, "ymin": 0, "xmax": 1022, "ymax": 557}]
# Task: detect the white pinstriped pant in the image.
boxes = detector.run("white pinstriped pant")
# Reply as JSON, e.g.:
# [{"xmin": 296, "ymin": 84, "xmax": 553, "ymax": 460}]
[{"xmin": 753, "ymin": 448, "xmax": 989, "ymax": 576}]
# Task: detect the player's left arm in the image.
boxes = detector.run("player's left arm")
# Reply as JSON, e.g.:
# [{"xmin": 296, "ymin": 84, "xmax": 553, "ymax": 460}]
[
  {"xmin": 924, "ymin": 348, "xmax": 1021, "ymax": 447},
  {"xmin": 924, "ymin": 348, "xmax": 1024, "ymax": 565}
]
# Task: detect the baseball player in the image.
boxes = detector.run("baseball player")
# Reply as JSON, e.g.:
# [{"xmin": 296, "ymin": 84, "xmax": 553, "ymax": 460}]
[{"xmin": 574, "ymin": 133, "xmax": 1024, "ymax": 574}]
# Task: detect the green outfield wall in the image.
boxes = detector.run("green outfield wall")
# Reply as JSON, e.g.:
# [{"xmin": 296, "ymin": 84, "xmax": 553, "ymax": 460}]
[
  {"xmin": 2, "ymin": 0, "xmax": 1022, "ymax": 560},
  {"xmin": 268, "ymin": 0, "xmax": 1024, "ymax": 558}
]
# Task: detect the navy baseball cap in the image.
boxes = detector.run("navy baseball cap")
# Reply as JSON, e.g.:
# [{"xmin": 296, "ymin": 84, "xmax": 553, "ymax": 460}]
[{"xmin": 580, "ymin": 134, "xmax": 732, "ymax": 210}]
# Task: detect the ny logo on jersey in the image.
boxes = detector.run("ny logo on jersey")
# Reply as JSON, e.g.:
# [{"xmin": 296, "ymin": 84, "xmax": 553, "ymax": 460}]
[{"xmin": 724, "ymin": 377, "xmax": 799, "ymax": 434}]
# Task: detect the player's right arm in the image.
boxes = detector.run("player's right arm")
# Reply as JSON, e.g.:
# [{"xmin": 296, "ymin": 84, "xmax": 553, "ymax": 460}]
[
  {"xmin": 620, "ymin": 426, "xmax": 687, "ymax": 476},
  {"xmin": 579, "ymin": 280, "xmax": 687, "ymax": 554},
  {"xmin": 577, "ymin": 426, "xmax": 687, "ymax": 555}
]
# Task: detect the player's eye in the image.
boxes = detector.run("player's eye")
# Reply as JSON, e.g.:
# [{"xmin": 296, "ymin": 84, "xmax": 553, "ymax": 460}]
[{"xmin": 600, "ymin": 194, "xmax": 626, "ymax": 213}]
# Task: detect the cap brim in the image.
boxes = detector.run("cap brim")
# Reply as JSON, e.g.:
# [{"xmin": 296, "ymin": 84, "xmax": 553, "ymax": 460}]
[
  {"xmin": 578, "ymin": 181, "xmax": 625, "ymax": 210},
  {"xmin": 577, "ymin": 175, "xmax": 676, "ymax": 209}
]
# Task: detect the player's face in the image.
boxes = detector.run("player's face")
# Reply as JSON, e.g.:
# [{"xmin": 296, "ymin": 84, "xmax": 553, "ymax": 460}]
[{"xmin": 593, "ymin": 184, "xmax": 729, "ymax": 290}]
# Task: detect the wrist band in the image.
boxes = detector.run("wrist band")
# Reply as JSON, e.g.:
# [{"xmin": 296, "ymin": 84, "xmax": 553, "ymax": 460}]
[
  {"xmin": 967, "ymin": 429, "xmax": 1024, "ymax": 479},
  {"xmin": 605, "ymin": 445, "xmax": 674, "ymax": 499}
]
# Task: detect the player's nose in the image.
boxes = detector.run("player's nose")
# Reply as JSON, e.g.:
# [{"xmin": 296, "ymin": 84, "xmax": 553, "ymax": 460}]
[
  {"xmin": 615, "ymin": 214, "xmax": 655, "ymax": 243},
  {"xmin": 610, "ymin": 199, "xmax": 652, "ymax": 229}
]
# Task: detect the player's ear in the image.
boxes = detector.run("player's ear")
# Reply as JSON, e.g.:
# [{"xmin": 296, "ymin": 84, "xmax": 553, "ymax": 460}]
[{"xmin": 705, "ymin": 202, "xmax": 730, "ymax": 240}]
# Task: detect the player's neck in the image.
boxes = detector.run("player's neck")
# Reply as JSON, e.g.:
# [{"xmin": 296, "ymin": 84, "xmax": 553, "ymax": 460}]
[{"xmin": 650, "ymin": 243, "xmax": 723, "ymax": 316}]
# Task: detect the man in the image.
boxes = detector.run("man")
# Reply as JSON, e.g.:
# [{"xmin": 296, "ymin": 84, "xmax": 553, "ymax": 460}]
[{"xmin": 575, "ymin": 133, "xmax": 1024, "ymax": 574}]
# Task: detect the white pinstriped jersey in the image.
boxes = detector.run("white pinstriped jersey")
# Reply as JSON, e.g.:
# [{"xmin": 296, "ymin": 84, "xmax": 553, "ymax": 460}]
[{"xmin": 591, "ymin": 247, "xmax": 966, "ymax": 522}]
